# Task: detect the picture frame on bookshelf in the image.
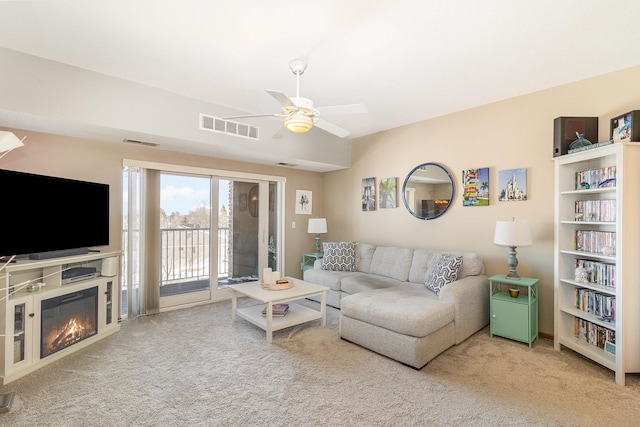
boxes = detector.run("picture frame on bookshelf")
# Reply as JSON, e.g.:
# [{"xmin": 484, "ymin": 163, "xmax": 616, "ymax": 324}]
[
  {"xmin": 610, "ymin": 110, "xmax": 640, "ymax": 143},
  {"xmin": 605, "ymin": 341, "xmax": 616, "ymax": 356}
]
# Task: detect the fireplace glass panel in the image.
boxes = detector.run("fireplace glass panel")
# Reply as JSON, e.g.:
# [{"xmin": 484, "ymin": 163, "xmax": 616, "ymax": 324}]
[{"xmin": 41, "ymin": 287, "xmax": 98, "ymax": 358}]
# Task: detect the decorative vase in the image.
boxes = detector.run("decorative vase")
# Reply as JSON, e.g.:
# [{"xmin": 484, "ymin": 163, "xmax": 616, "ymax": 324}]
[{"xmin": 569, "ymin": 133, "xmax": 592, "ymax": 150}]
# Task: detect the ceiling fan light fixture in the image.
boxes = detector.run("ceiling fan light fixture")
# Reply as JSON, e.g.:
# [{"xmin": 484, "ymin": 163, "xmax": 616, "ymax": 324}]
[{"xmin": 284, "ymin": 113, "xmax": 313, "ymax": 134}]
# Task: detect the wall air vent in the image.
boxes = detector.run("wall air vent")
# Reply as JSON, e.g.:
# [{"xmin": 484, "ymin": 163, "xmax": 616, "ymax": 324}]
[
  {"xmin": 123, "ymin": 138, "xmax": 159, "ymax": 147},
  {"xmin": 199, "ymin": 113, "xmax": 259, "ymax": 140}
]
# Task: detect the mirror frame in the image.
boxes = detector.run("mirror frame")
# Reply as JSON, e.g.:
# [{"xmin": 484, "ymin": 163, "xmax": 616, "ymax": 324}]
[{"xmin": 402, "ymin": 162, "xmax": 455, "ymax": 220}]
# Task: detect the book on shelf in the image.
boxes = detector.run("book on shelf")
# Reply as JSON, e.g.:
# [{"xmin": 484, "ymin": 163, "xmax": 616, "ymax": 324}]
[{"xmin": 262, "ymin": 303, "xmax": 289, "ymax": 317}]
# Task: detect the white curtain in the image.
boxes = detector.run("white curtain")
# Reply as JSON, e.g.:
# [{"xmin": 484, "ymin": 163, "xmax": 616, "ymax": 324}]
[{"xmin": 126, "ymin": 166, "xmax": 147, "ymax": 317}]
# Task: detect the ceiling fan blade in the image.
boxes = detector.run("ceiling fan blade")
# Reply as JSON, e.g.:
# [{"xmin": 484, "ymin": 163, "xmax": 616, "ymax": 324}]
[
  {"xmin": 314, "ymin": 118, "xmax": 351, "ymax": 138},
  {"xmin": 316, "ymin": 103, "xmax": 368, "ymax": 116},
  {"xmin": 222, "ymin": 113, "xmax": 282, "ymax": 120},
  {"xmin": 266, "ymin": 90, "xmax": 297, "ymax": 109},
  {"xmin": 272, "ymin": 125, "xmax": 287, "ymax": 139}
]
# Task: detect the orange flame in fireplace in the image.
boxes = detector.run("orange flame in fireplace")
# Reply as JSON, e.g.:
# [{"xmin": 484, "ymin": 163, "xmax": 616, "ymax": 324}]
[{"xmin": 50, "ymin": 318, "xmax": 88, "ymax": 351}]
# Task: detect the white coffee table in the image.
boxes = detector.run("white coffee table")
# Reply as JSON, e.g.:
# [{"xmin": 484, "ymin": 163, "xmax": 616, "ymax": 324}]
[{"xmin": 229, "ymin": 279, "xmax": 329, "ymax": 343}]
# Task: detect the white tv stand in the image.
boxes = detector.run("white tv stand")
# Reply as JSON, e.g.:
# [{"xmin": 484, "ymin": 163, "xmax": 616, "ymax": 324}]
[{"xmin": 0, "ymin": 251, "xmax": 122, "ymax": 385}]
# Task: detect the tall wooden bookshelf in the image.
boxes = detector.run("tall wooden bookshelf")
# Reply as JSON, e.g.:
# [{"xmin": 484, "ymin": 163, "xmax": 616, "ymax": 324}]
[{"xmin": 554, "ymin": 142, "xmax": 640, "ymax": 385}]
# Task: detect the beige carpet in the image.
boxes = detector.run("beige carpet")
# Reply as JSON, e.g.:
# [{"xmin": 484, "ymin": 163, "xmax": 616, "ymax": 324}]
[{"xmin": 1, "ymin": 299, "xmax": 639, "ymax": 427}]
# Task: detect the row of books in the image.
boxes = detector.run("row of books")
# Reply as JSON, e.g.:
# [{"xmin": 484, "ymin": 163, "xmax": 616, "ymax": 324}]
[
  {"xmin": 575, "ymin": 259, "xmax": 616, "ymax": 288},
  {"xmin": 574, "ymin": 166, "xmax": 616, "ymax": 190},
  {"xmin": 574, "ymin": 230, "xmax": 616, "ymax": 255},
  {"xmin": 574, "ymin": 318, "xmax": 615, "ymax": 351},
  {"xmin": 261, "ymin": 303, "xmax": 289, "ymax": 317},
  {"xmin": 574, "ymin": 199, "xmax": 616, "ymax": 222},
  {"xmin": 575, "ymin": 288, "xmax": 615, "ymax": 322}
]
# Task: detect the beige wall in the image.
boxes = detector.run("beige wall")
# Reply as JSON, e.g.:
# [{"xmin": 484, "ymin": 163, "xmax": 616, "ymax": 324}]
[
  {"xmin": 321, "ymin": 65, "xmax": 640, "ymax": 336},
  {"xmin": 0, "ymin": 129, "xmax": 324, "ymax": 279},
  {"xmin": 4, "ymin": 64, "xmax": 640, "ymax": 335}
]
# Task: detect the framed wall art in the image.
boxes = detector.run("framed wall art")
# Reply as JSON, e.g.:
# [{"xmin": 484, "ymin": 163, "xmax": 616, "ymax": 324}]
[
  {"xmin": 498, "ymin": 168, "xmax": 527, "ymax": 202},
  {"xmin": 362, "ymin": 177, "xmax": 376, "ymax": 211},
  {"xmin": 379, "ymin": 177, "xmax": 398, "ymax": 209},
  {"xmin": 462, "ymin": 168, "xmax": 489, "ymax": 206},
  {"xmin": 295, "ymin": 189, "xmax": 312, "ymax": 214}
]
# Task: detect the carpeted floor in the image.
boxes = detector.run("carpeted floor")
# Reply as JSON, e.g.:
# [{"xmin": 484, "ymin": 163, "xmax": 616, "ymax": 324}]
[{"xmin": 1, "ymin": 299, "xmax": 639, "ymax": 426}]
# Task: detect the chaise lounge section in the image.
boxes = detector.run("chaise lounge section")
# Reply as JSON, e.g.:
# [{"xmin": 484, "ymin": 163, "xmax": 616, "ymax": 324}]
[{"xmin": 303, "ymin": 243, "xmax": 489, "ymax": 368}]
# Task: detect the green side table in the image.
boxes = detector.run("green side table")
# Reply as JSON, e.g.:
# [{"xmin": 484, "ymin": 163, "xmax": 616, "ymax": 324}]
[
  {"xmin": 301, "ymin": 252, "xmax": 323, "ymax": 275},
  {"xmin": 489, "ymin": 274, "xmax": 539, "ymax": 347}
]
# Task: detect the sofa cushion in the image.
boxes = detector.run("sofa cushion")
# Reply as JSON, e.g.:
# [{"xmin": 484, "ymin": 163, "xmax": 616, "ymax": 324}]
[
  {"xmin": 355, "ymin": 243, "xmax": 376, "ymax": 273},
  {"xmin": 322, "ymin": 242, "xmax": 356, "ymax": 271},
  {"xmin": 455, "ymin": 252, "xmax": 485, "ymax": 279},
  {"xmin": 303, "ymin": 269, "xmax": 365, "ymax": 292},
  {"xmin": 341, "ymin": 274, "xmax": 401, "ymax": 295},
  {"xmin": 424, "ymin": 254, "xmax": 463, "ymax": 295},
  {"xmin": 369, "ymin": 247, "xmax": 413, "ymax": 281},
  {"xmin": 341, "ymin": 287, "xmax": 453, "ymax": 337},
  {"xmin": 408, "ymin": 249, "xmax": 440, "ymax": 284}
]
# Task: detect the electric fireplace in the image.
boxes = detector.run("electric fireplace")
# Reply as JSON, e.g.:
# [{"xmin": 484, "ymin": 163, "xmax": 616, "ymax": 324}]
[{"xmin": 41, "ymin": 287, "xmax": 98, "ymax": 358}]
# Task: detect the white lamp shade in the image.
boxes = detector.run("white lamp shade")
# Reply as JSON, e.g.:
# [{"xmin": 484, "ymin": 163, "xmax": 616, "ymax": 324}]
[
  {"xmin": 0, "ymin": 131, "xmax": 25, "ymax": 152},
  {"xmin": 494, "ymin": 220, "xmax": 532, "ymax": 247},
  {"xmin": 308, "ymin": 218, "xmax": 328, "ymax": 234}
]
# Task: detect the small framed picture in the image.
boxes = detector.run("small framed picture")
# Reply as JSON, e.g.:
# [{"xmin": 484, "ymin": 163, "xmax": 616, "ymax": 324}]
[
  {"xmin": 379, "ymin": 177, "xmax": 397, "ymax": 209},
  {"xmin": 295, "ymin": 189, "xmax": 312, "ymax": 215},
  {"xmin": 362, "ymin": 177, "xmax": 376, "ymax": 211},
  {"xmin": 610, "ymin": 110, "xmax": 640, "ymax": 143},
  {"xmin": 605, "ymin": 340, "xmax": 616, "ymax": 356},
  {"xmin": 498, "ymin": 168, "xmax": 527, "ymax": 202}
]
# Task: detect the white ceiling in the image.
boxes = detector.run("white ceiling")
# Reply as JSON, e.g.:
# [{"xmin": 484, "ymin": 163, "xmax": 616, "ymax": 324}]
[{"xmin": 2, "ymin": 1, "xmax": 640, "ymax": 169}]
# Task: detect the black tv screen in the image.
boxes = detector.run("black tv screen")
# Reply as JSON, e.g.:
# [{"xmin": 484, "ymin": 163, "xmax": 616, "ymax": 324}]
[{"xmin": 0, "ymin": 169, "xmax": 110, "ymax": 258}]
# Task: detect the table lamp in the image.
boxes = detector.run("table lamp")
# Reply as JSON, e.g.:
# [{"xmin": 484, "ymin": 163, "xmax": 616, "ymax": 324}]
[
  {"xmin": 307, "ymin": 218, "xmax": 327, "ymax": 253},
  {"xmin": 493, "ymin": 218, "xmax": 532, "ymax": 280}
]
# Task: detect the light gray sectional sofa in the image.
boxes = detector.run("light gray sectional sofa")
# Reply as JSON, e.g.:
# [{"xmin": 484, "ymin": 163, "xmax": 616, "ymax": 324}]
[{"xmin": 303, "ymin": 243, "xmax": 489, "ymax": 368}]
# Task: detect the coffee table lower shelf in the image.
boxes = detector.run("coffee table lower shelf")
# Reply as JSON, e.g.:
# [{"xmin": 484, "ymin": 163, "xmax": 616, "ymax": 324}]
[{"xmin": 236, "ymin": 303, "xmax": 323, "ymax": 333}]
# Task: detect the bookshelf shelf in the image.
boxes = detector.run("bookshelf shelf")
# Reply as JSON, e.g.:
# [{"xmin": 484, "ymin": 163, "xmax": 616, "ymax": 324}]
[{"xmin": 554, "ymin": 142, "xmax": 640, "ymax": 385}]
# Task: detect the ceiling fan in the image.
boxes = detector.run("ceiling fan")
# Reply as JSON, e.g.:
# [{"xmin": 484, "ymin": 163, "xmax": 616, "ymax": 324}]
[{"xmin": 224, "ymin": 60, "xmax": 367, "ymax": 138}]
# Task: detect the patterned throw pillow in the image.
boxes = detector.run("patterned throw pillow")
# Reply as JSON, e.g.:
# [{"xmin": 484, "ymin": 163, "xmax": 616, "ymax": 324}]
[
  {"xmin": 321, "ymin": 242, "xmax": 356, "ymax": 271},
  {"xmin": 424, "ymin": 254, "xmax": 463, "ymax": 295}
]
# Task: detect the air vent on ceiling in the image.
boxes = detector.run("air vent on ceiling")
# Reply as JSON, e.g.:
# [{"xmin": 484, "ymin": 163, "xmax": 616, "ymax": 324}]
[
  {"xmin": 123, "ymin": 138, "xmax": 159, "ymax": 147},
  {"xmin": 199, "ymin": 113, "xmax": 259, "ymax": 140}
]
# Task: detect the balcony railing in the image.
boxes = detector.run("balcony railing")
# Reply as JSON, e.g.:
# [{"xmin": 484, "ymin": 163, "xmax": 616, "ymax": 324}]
[{"xmin": 122, "ymin": 226, "xmax": 230, "ymax": 292}]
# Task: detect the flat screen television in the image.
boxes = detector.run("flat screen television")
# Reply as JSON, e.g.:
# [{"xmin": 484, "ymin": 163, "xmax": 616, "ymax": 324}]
[{"xmin": 0, "ymin": 169, "xmax": 110, "ymax": 259}]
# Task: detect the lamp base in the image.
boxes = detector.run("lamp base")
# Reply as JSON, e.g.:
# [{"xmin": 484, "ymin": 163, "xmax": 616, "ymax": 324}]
[
  {"xmin": 505, "ymin": 271, "xmax": 521, "ymax": 280},
  {"xmin": 314, "ymin": 235, "xmax": 321, "ymax": 253},
  {"xmin": 505, "ymin": 245, "xmax": 521, "ymax": 280}
]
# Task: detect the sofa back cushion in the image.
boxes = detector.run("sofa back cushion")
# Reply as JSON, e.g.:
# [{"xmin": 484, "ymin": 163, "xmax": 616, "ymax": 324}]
[
  {"xmin": 409, "ymin": 249, "xmax": 485, "ymax": 283},
  {"xmin": 355, "ymin": 243, "xmax": 376, "ymax": 273},
  {"xmin": 369, "ymin": 246, "xmax": 413, "ymax": 281}
]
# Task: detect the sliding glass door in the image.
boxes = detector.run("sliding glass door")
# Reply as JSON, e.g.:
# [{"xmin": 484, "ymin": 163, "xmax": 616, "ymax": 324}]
[
  {"xmin": 123, "ymin": 161, "xmax": 284, "ymax": 317},
  {"xmin": 159, "ymin": 173, "xmax": 212, "ymax": 308}
]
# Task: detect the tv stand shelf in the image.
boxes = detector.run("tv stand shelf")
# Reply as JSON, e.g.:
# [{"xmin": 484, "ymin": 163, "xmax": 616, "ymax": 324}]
[{"xmin": 0, "ymin": 251, "xmax": 122, "ymax": 385}]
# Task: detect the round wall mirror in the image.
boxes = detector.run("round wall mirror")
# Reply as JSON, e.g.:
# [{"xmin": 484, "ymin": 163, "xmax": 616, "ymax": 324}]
[{"xmin": 402, "ymin": 163, "xmax": 455, "ymax": 220}]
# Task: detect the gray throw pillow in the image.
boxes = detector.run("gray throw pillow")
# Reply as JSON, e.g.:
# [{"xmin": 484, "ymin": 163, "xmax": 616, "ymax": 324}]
[
  {"xmin": 321, "ymin": 242, "xmax": 356, "ymax": 271},
  {"xmin": 424, "ymin": 254, "xmax": 463, "ymax": 295}
]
